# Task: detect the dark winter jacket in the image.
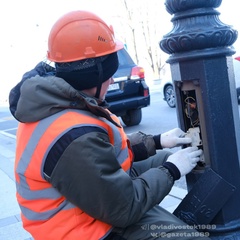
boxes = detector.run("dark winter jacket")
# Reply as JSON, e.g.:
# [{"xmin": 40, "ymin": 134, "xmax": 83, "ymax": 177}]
[{"xmin": 9, "ymin": 62, "xmax": 174, "ymax": 228}]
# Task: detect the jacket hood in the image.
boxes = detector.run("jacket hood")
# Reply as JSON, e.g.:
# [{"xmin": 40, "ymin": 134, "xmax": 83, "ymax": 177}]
[{"xmin": 9, "ymin": 62, "xmax": 119, "ymax": 126}]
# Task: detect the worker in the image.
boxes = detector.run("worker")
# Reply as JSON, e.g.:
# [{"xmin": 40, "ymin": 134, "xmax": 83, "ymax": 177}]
[{"xmin": 9, "ymin": 10, "xmax": 209, "ymax": 240}]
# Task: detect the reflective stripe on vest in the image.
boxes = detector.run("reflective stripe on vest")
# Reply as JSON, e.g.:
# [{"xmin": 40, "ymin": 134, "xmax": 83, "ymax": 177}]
[{"xmin": 15, "ymin": 109, "xmax": 133, "ymax": 240}]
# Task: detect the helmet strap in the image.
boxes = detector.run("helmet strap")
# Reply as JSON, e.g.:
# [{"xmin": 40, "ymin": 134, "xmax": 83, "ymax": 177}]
[{"xmin": 95, "ymin": 59, "xmax": 103, "ymax": 99}]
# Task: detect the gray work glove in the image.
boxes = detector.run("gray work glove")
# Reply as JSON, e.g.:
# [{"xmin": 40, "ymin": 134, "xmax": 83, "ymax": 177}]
[
  {"xmin": 166, "ymin": 146, "xmax": 203, "ymax": 177},
  {"xmin": 161, "ymin": 128, "xmax": 191, "ymax": 148}
]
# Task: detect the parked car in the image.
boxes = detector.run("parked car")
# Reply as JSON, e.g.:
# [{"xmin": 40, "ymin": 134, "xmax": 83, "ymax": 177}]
[
  {"xmin": 162, "ymin": 80, "xmax": 176, "ymax": 108},
  {"xmin": 162, "ymin": 57, "xmax": 240, "ymax": 107},
  {"xmin": 160, "ymin": 64, "xmax": 176, "ymax": 108},
  {"xmin": 105, "ymin": 48, "xmax": 150, "ymax": 126}
]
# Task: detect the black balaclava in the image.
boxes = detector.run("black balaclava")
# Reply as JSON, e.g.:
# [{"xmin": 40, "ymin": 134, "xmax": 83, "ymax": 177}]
[{"xmin": 55, "ymin": 52, "xmax": 119, "ymax": 98}]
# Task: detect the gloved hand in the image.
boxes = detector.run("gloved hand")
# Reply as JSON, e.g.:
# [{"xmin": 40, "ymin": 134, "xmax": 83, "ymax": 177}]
[
  {"xmin": 166, "ymin": 146, "xmax": 203, "ymax": 177},
  {"xmin": 160, "ymin": 128, "xmax": 191, "ymax": 148}
]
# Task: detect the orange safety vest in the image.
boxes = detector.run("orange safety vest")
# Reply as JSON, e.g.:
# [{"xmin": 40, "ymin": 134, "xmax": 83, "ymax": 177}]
[{"xmin": 15, "ymin": 109, "xmax": 133, "ymax": 240}]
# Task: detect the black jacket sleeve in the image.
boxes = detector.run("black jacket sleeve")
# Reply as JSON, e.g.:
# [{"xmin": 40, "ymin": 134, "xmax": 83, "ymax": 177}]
[{"xmin": 128, "ymin": 132, "xmax": 162, "ymax": 161}]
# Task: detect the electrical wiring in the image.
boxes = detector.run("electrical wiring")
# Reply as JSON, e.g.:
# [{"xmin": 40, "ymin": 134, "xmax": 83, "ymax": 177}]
[{"xmin": 184, "ymin": 96, "xmax": 199, "ymax": 127}]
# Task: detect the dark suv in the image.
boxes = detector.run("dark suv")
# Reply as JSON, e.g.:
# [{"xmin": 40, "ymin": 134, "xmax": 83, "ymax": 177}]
[{"xmin": 105, "ymin": 48, "xmax": 150, "ymax": 126}]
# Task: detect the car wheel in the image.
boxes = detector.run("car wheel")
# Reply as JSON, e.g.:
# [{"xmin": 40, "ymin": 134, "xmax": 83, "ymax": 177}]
[
  {"xmin": 164, "ymin": 85, "xmax": 176, "ymax": 108},
  {"xmin": 237, "ymin": 87, "xmax": 240, "ymax": 104},
  {"xmin": 121, "ymin": 109, "xmax": 142, "ymax": 126}
]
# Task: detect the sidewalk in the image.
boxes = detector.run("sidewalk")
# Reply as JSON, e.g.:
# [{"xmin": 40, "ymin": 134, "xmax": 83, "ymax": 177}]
[
  {"xmin": 0, "ymin": 125, "xmax": 187, "ymax": 240},
  {"xmin": 0, "ymin": 132, "xmax": 33, "ymax": 240}
]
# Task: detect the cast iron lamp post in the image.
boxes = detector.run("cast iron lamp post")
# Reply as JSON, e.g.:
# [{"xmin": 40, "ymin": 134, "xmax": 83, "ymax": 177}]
[{"xmin": 160, "ymin": 0, "xmax": 240, "ymax": 238}]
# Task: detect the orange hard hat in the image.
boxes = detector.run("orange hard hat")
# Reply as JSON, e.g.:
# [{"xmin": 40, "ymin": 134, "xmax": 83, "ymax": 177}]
[{"xmin": 47, "ymin": 10, "xmax": 123, "ymax": 62}]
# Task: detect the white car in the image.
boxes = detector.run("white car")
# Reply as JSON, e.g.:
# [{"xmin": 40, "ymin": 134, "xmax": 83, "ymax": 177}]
[
  {"xmin": 162, "ymin": 80, "xmax": 176, "ymax": 108},
  {"xmin": 160, "ymin": 64, "xmax": 176, "ymax": 108}
]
